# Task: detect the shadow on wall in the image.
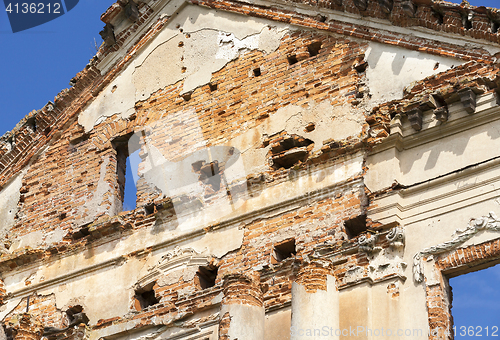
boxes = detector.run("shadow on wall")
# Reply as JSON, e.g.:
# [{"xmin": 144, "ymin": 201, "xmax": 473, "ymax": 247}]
[{"xmin": 365, "ymin": 42, "xmax": 462, "ymax": 104}]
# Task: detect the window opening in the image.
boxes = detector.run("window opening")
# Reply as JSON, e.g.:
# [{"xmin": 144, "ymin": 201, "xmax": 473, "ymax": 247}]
[
  {"xmin": 134, "ymin": 282, "xmax": 159, "ymax": 311},
  {"xmin": 112, "ymin": 134, "xmax": 140, "ymax": 212},
  {"xmin": 449, "ymin": 263, "xmax": 500, "ymax": 338}
]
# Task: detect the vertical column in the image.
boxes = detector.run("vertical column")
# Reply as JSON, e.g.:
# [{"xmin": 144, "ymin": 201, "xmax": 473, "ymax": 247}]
[
  {"xmin": 219, "ymin": 271, "xmax": 264, "ymax": 340},
  {"xmin": 291, "ymin": 260, "xmax": 339, "ymax": 340},
  {"xmin": 12, "ymin": 314, "xmax": 43, "ymax": 340}
]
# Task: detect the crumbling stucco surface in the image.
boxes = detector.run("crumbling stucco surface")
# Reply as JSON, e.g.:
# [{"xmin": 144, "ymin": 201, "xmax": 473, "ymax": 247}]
[
  {"xmin": 79, "ymin": 5, "xmax": 288, "ymax": 132},
  {"xmin": 221, "ymin": 304, "xmax": 264, "ymax": 340},
  {"xmin": 3, "ymin": 0, "xmax": 500, "ymax": 340},
  {"xmin": 365, "ymin": 42, "xmax": 463, "ymax": 104},
  {"xmin": 0, "ymin": 170, "xmax": 26, "ymax": 251},
  {"xmin": 291, "ymin": 276, "xmax": 339, "ymax": 340}
]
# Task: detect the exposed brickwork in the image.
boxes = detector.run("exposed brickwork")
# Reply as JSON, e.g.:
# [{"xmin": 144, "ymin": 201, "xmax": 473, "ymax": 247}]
[
  {"xmin": 192, "ymin": 0, "xmax": 496, "ymax": 61},
  {"xmin": 1, "ymin": 0, "xmax": 500, "ymax": 339},
  {"xmin": 422, "ymin": 239, "xmax": 500, "ymax": 340},
  {"xmin": 4, "ymin": 30, "xmax": 367, "ymax": 244},
  {"xmin": 2, "ymin": 0, "xmax": 498, "ymax": 195},
  {"xmin": 437, "ymin": 239, "xmax": 500, "ymax": 273},
  {"xmin": 426, "ymin": 282, "xmax": 452, "ymax": 340},
  {"xmin": 367, "ymin": 61, "xmax": 500, "ymax": 144},
  {"xmin": 4, "ymin": 295, "xmax": 66, "ymax": 330},
  {"xmin": 295, "ymin": 261, "xmax": 332, "ymax": 293},
  {"xmin": 222, "ymin": 271, "xmax": 262, "ymax": 307},
  {"xmin": 7, "ymin": 314, "xmax": 43, "ymax": 340},
  {"xmin": 0, "ymin": 15, "xmax": 169, "ymax": 191}
]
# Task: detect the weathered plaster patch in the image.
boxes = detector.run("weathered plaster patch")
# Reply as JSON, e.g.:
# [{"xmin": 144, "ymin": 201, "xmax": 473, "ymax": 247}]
[
  {"xmin": 365, "ymin": 42, "xmax": 464, "ymax": 104},
  {"xmin": 156, "ymin": 267, "xmax": 198, "ymax": 286},
  {"xmin": 10, "ymin": 228, "xmax": 67, "ymax": 253},
  {"xmin": 222, "ymin": 304, "xmax": 265, "ymax": 340},
  {"xmin": 78, "ymin": 65, "xmax": 136, "ymax": 133},
  {"xmin": 232, "ymin": 100, "xmax": 365, "ymax": 174},
  {"xmin": 291, "ymin": 275, "xmax": 339, "ymax": 340},
  {"xmin": 75, "ymin": 155, "xmax": 120, "ymax": 225},
  {"xmin": 189, "ymin": 227, "xmax": 244, "ymax": 258},
  {"xmin": 0, "ymin": 169, "xmax": 26, "ymax": 252},
  {"xmin": 79, "ymin": 6, "xmax": 288, "ymax": 132},
  {"xmin": 10, "ymin": 230, "xmax": 43, "ymax": 252}
]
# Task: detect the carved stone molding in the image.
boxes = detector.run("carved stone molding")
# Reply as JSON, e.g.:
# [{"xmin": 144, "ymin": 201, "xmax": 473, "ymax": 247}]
[
  {"xmin": 407, "ymin": 108, "xmax": 423, "ymax": 131},
  {"xmin": 413, "ymin": 211, "xmax": 500, "ymax": 283},
  {"xmin": 358, "ymin": 234, "xmax": 377, "ymax": 254},
  {"xmin": 433, "ymin": 106, "xmax": 449, "ymax": 122},
  {"xmin": 137, "ymin": 247, "xmax": 212, "ymax": 288},
  {"xmin": 401, "ymin": 0, "xmax": 416, "ymax": 17},
  {"xmin": 459, "ymin": 88, "xmax": 477, "ymax": 114},
  {"xmin": 386, "ymin": 226, "xmax": 405, "ymax": 249}
]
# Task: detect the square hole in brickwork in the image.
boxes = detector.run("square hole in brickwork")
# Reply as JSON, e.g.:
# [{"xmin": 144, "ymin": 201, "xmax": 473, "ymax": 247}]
[
  {"xmin": 253, "ymin": 68, "xmax": 261, "ymax": 77},
  {"xmin": 449, "ymin": 263, "xmax": 500, "ymax": 335},
  {"xmin": 271, "ymin": 239, "xmax": 296, "ymax": 264},
  {"xmin": 27, "ymin": 117, "xmax": 37, "ymax": 133},
  {"xmin": 195, "ymin": 265, "xmax": 218, "ymax": 289},
  {"xmin": 134, "ymin": 282, "xmax": 159, "ymax": 311},
  {"xmin": 69, "ymin": 133, "xmax": 90, "ymax": 146},
  {"xmin": 182, "ymin": 92, "xmax": 192, "ymax": 101},
  {"xmin": 463, "ymin": 15, "xmax": 472, "ymax": 30},
  {"xmin": 492, "ymin": 22, "xmax": 499, "ymax": 34},
  {"xmin": 307, "ymin": 42, "xmax": 322, "ymax": 57},
  {"xmin": 287, "ymin": 55, "xmax": 298, "ymax": 65},
  {"xmin": 432, "ymin": 10, "xmax": 444, "ymax": 25},
  {"xmin": 209, "ymin": 82, "xmax": 218, "ymax": 92},
  {"xmin": 144, "ymin": 203, "xmax": 155, "ymax": 215},
  {"xmin": 344, "ymin": 215, "xmax": 367, "ymax": 239}
]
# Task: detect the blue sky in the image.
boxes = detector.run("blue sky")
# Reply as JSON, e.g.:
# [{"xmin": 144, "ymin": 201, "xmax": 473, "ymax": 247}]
[
  {"xmin": 1, "ymin": 0, "xmax": 500, "ymax": 335},
  {"xmin": 0, "ymin": 0, "xmax": 116, "ymax": 137},
  {"xmin": 450, "ymin": 264, "xmax": 500, "ymax": 338}
]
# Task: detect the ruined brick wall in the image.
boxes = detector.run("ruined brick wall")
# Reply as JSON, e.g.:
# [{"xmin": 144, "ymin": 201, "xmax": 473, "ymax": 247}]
[
  {"xmin": 6, "ymin": 30, "xmax": 367, "ymax": 246},
  {"xmin": 1, "ymin": 0, "xmax": 500, "ymax": 340}
]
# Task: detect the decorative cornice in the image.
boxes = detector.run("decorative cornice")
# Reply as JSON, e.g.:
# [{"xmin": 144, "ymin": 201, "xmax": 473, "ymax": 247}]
[
  {"xmin": 136, "ymin": 246, "xmax": 211, "ymax": 288},
  {"xmin": 386, "ymin": 225, "xmax": 405, "ymax": 249},
  {"xmin": 413, "ymin": 211, "xmax": 500, "ymax": 283}
]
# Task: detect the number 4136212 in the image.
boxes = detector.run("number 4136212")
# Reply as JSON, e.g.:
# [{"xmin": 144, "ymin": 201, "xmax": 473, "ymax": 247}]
[
  {"xmin": 452, "ymin": 326, "xmax": 498, "ymax": 337},
  {"xmin": 5, "ymin": 3, "xmax": 61, "ymax": 14}
]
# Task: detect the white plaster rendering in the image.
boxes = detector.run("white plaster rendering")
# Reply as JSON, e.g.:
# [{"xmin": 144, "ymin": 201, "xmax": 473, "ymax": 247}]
[
  {"xmin": 3, "ymin": 0, "xmax": 500, "ymax": 338},
  {"xmin": 231, "ymin": 100, "xmax": 365, "ymax": 175},
  {"xmin": 265, "ymin": 308, "xmax": 291, "ymax": 340},
  {"xmin": 365, "ymin": 42, "xmax": 463, "ymax": 104},
  {"xmin": 291, "ymin": 275, "xmax": 339, "ymax": 340},
  {"xmin": 222, "ymin": 304, "xmax": 265, "ymax": 340},
  {"xmin": 75, "ymin": 155, "xmax": 121, "ymax": 225},
  {"xmin": 80, "ymin": 5, "xmax": 288, "ymax": 132},
  {"xmin": 0, "ymin": 170, "xmax": 26, "ymax": 252},
  {"xmin": 365, "ymin": 94, "xmax": 500, "ymax": 193}
]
